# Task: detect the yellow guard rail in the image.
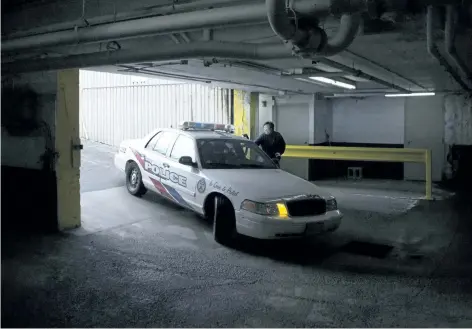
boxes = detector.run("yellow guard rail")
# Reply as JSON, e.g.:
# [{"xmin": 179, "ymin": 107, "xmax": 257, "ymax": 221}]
[{"xmin": 284, "ymin": 145, "xmax": 433, "ymax": 200}]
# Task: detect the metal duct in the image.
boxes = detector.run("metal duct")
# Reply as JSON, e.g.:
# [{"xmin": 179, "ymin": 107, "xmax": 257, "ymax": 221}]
[
  {"xmin": 1, "ymin": 0, "xmax": 328, "ymax": 53},
  {"xmin": 444, "ymin": 5, "xmax": 472, "ymax": 88},
  {"xmin": 426, "ymin": 6, "xmax": 470, "ymax": 91},
  {"xmin": 266, "ymin": 0, "xmax": 366, "ymax": 55},
  {"xmin": 1, "ymin": 42, "xmax": 292, "ymax": 74},
  {"xmin": 315, "ymin": 13, "xmax": 363, "ymax": 56},
  {"xmin": 266, "ymin": 0, "xmax": 310, "ymax": 47}
]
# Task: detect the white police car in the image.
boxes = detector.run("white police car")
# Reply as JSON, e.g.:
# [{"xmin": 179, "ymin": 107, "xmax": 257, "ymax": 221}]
[{"xmin": 114, "ymin": 121, "xmax": 342, "ymax": 245}]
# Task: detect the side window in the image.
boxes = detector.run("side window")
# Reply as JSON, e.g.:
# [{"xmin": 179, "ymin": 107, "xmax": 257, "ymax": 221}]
[
  {"xmin": 153, "ymin": 132, "xmax": 177, "ymax": 155},
  {"xmin": 241, "ymin": 142, "xmax": 252, "ymax": 160},
  {"xmin": 145, "ymin": 132, "xmax": 161, "ymax": 149},
  {"xmin": 170, "ymin": 135, "xmax": 196, "ymax": 162}
]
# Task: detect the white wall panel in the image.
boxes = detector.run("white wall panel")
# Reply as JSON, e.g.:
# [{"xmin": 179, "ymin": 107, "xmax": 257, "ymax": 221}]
[
  {"xmin": 332, "ymin": 97, "xmax": 405, "ymax": 144},
  {"xmin": 275, "ymin": 96, "xmax": 311, "ymax": 179},
  {"xmin": 80, "ymin": 83, "xmax": 230, "ymax": 147},
  {"xmin": 444, "ymin": 94, "xmax": 472, "ymax": 145},
  {"xmin": 80, "ymin": 70, "xmax": 184, "ymax": 88}
]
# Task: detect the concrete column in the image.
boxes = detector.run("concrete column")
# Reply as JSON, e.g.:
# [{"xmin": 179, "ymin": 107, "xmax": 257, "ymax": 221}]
[
  {"xmin": 308, "ymin": 94, "xmax": 316, "ymax": 145},
  {"xmin": 312, "ymin": 94, "xmax": 333, "ymax": 144},
  {"xmin": 56, "ymin": 69, "xmax": 81, "ymax": 230},
  {"xmin": 233, "ymin": 90, "xmax": 259, "ymax": 139},
  {"xmin": 258, "ymin": 94, "xmax": 275, "ymax": 136}
]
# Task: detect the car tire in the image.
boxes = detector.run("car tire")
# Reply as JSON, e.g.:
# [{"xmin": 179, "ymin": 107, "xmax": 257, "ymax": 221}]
[
  {"xmin": 126, "ymin": 161, "xmax": 147, "ymax": 197},
  {"xmin": 213, "ymin": 195, "xmax": 237, "ymax": 246}
]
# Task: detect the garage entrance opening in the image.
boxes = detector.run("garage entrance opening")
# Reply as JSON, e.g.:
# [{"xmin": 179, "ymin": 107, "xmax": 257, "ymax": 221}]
[{"xmin": 78, "ymin": 69, "xmax": 232, "ymax": 235}]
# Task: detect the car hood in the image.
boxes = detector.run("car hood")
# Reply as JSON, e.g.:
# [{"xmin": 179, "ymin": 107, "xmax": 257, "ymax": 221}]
[
  {"xmin": 202, "ymin": 169, "xmax": 333, "ymax": 201},
  {"xmin": 121, "ymin": 138, "xmax": 145, "ymax": 148}
]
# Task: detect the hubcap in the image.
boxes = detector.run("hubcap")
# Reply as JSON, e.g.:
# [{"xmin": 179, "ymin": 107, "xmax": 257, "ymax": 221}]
[{"xmin": 130, "ymin": 169, "xmax": 138, "ymax": 188}]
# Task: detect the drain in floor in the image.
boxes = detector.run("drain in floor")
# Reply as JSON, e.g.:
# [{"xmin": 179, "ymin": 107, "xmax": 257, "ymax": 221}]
[{"xmin": 340, "ymin": 241, "xmax": 394, "ymax": 259}]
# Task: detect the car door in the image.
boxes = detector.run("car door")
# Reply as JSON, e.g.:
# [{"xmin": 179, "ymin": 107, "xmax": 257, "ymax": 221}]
[
  {"xmin": 131, "ymin": 130, "xmax": 161, "ymax": 190},
  {"xmin": 165, "ymin": 134, "xmax": 201, "ymax": 211},
  {"xmin": 140, "ymin": 130, "xmax": 179, "ymax": 199}
]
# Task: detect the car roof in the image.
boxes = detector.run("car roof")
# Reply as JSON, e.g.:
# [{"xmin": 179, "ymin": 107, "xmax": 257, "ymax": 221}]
[{"xmin": 156, "ymin": 128, "xmax": 249, "ymax": 141}]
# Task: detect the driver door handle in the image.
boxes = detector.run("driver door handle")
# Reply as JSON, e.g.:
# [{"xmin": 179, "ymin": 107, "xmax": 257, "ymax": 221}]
[{"xmin": 163, "ymin": 163, "xmax": 170, "ymax": 168}]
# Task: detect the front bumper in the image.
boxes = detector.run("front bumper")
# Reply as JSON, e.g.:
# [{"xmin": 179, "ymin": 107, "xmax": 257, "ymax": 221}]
[
  {"xmin": 114, "ymin": 153, "xmax": 126, "ymax": 172},
  {"xmin": 235, "ymin": 209, "xmax": 342, "ymax": 239}
]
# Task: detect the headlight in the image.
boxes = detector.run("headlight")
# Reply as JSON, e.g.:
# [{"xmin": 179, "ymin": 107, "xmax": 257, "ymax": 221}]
[
  {"xmin": 326, "ymin": 198, "xmax": 338, "ymax": 211},
  {"xmin": 240, "ymin": 200, "xmax": 289, "ymax": 219}
]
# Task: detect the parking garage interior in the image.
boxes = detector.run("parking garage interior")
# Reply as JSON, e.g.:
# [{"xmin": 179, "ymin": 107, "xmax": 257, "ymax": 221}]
[{"xmin": 2, "ymin": 0, "xmax": 472, "ymax": 327}]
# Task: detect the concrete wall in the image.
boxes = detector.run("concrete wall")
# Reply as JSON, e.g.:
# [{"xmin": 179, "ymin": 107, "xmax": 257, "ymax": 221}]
[
  {"xmin": 2, "ymin": 72, "xmax": 57, "ymax": 169},
  {"xmin": 270, "ymin": 94, "xmax": 449, "ymax": 182},
  {"xmin": 1, "ymin": 72, "xmax": 59, "ymax": 232},
  {"xmin": 276, "ymin": 96, "xmax": 310, "ymax": 179},
  {"xmin": 258, "ymin": 94, "xmax": 275, "ymax": 136},
  {"xmin": 404, "ymin": 96, "xmax": 445, "ymax": 181},
  {"xmin": 313, "ymin": 96, "xmax": 333, "ymax": 144},
  {"xmin": 331, "ymin": 95, "xmax": 446, "ymax": 182},
  {"xmin": 332, "ymin": 97, "xmax": 405, "ymax": 144},
  {"xmin": 274, "ymin": 94, "xmax": 333, "ymax": 180},
  {"xmin": 444, "ymin": 94, "xmax": 472, "ymax": 146}
]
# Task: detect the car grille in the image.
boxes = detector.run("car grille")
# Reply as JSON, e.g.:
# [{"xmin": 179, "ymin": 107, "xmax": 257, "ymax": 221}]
[{"xmin": 286, "ymin": 198, "xmax": 326, "ymax": 217}]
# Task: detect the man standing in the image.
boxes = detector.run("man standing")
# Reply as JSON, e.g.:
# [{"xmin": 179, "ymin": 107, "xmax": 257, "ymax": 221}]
[{"xmin": 253, "ymin": 121, "xmax": 286, "ymax": 164}]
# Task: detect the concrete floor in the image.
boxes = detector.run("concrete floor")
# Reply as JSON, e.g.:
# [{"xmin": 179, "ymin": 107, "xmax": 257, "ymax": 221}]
[{"xmin": 2, "ymin": 140, "xmax": 472, "ymax": 327}]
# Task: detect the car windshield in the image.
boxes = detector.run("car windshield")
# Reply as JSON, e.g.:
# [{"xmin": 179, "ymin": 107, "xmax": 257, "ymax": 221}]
[{"xmin": 197, "ymin": 138, "xmax": 277, "ymax": 169}]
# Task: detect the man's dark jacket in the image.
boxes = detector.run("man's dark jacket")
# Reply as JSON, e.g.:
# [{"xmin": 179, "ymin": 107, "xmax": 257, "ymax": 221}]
[{"xmin": 254, "ymin": 131, "xmax": 286, "ymax": 159}]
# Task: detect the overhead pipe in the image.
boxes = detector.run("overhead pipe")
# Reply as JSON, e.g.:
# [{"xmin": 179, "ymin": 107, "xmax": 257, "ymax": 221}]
[
  {"xmin": 342, "ymin": 49, "xmax": 427, "ymax": 90},
  {"xmin": 445, "ymin": 5, "xmax": 472, "ymax": 87},
  {"xmin": 1, "ymin": 0, "xmax": 332, "ymax": 53},
  {"xmin": 117, "ymin": 64, "xmax": 308, "ymax": 94},
  {"xmin": 315, "ymin": 13, "xmax": 363, "ymax": 56},
  {"xmin": 1, "ymin": 42, "xmax": 293, "ymax": 74},
  {"xmin": 426, "ymin": 6, "xmax": 470, "ymax": 91},
  {"xmin": 323, "ymin": 92, "xmax": 390, "ymax": 98},
  {"xmin": 265, "ymin": 0, "xmax": 310, "ymax": 48},
  {"xmin": 2, "ymin": 39, "xmax": 412, "ymax": 94},
  {"xmin": 266, "ymin": 0, "xmax": 365, "ymax": 56},
  {"xmin": 4, "ymin": 0, "xmax": 251, "ymax": 39}
]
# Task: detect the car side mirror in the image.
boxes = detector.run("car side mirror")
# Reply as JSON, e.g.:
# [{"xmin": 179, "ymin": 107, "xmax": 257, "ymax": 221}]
[{"xmin": 179, "ymin": 156, "xmax": 197, "ymax": 168}]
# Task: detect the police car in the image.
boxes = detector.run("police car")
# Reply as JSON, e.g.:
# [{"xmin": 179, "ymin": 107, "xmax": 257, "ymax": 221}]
[{"xmin": 114, "ymin": 121, "xmax": 342, "ymax": 245}]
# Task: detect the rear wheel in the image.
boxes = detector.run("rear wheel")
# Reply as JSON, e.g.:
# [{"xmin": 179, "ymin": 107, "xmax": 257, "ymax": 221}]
[
  {"xmin": 126, "ymin": 161, "xmax": 147, "ymax": 197},
  {"xmin": 213, "ymin": 195, "xmax": 237, "ymax": 246}
]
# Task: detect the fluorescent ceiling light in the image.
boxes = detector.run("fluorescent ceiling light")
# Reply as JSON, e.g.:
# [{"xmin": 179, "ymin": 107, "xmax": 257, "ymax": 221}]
[
  {"xmin": 309, "ymin": 76, "xmax": 356, "ymax": 90},
  {"xmin": 385, "ymin": 92, "xmax": 435, "ymax": 97}
]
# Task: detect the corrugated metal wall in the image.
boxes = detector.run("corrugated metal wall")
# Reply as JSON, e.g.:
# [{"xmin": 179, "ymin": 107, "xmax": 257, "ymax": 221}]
[
  {"xmin": 80, "ymin": 70, "xmax": 185, "ymax": 88},
  {"xmin": 80, "ymin": 80, "xmax": 231, "ymax": 147}
]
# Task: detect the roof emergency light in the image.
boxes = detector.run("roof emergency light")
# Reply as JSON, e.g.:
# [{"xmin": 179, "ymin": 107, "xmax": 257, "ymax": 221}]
[{"xmin": 179, "ymin": 121, "xmax": 235, "ymax": 133}]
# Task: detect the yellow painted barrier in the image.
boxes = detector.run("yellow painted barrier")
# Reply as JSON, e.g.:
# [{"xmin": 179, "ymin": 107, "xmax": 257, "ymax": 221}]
[{"xmin": 284, "ymin": 145, "xmax": 433, "ymax": 200}]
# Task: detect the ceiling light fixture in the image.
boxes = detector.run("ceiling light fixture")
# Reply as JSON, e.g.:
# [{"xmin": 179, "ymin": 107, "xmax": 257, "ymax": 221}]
[
  {"xmin": 385, "ymin": 92, "xmax": 435, "ymax": 97},
  {"xmin": 309, "ymin": 76, "xmax": 356, "ymax": 90}
]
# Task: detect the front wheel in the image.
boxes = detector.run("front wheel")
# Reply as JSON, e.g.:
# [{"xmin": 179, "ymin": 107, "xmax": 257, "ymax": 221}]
[
  {"xmin": 126, "ymin": 162, "xmax": 147, "ymax": 197},
  {"xmin": 213, "ymin": 195, "xmax": 237, "ymax": 246}
]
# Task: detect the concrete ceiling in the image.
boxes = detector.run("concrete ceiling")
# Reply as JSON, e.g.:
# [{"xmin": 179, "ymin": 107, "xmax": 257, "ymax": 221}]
[{"xmin": 2, "ymin": 0, "xmax": 472, "ymax": 95}]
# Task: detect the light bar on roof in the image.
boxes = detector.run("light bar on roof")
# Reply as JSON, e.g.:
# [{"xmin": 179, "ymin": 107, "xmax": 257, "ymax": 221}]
[{"xmin": 179, "ymin": 121, "xmax": 234, "ymax": 133}]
